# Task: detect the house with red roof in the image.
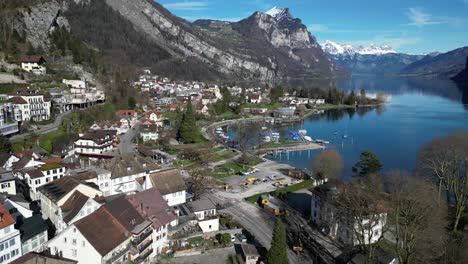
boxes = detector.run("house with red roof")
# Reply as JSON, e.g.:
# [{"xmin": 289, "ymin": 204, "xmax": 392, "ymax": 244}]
[
  {"xmin": 20, "ymin": 55, "xmax": 46, "ymax": 75},
  {"xmin": 0, "ymin": 204, "xmax": 22, "ymax": 263}
]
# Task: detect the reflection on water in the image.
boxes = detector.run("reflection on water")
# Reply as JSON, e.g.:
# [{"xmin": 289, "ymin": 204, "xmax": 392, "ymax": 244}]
[{"xmin": 265, "ymin": 76, "xmax": 468, "ymax": 178}]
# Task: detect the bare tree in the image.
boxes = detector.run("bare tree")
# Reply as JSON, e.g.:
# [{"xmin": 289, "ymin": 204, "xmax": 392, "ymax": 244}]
[
  {"xmin": 417, "ymin": 132, "xmax": 468, "ymax": 231},
  {"xmin": 311, "ymin": 149, "xmax": 344, "ymax": 180},
  {"xmin": 387, "ymin": 170, "xmax": 448, "ymax": 264},
  {"xmin": 236, "ymin": 121, "xmax": 262, "ymax": 164},
  {"xmin": 187, "ymin": 169, "xmax": 213, "ymax": 201},
  {"xmin": 334, "ymin": 175, "xmax": 386, "ymax": 263}
]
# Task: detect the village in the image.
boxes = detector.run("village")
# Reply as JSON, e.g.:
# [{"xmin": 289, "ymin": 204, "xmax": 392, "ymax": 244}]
[{"xmin": 0, "ymin": 54, "xmax": 398, "ymax": 264}]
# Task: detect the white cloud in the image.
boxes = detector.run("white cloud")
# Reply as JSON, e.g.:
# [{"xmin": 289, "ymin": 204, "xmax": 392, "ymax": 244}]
[
  {"xmin": 308, "ymin": 24, "xmax": 329, "ymax": 33},
  {"xmin": 406, "ymin": 7, "xmax": 446, "ymax": 27},
  {"xmin": 164, "ymin": 1, "xmax": 209, "ymax": 11}
]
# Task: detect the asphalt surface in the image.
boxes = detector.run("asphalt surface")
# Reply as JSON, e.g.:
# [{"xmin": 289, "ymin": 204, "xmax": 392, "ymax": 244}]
[
  {"xmin": 10, "ymin": 111, "xmax": 72, "ymax": 142},
  {"xmin": 119, "ymin": 122, "xmax": 139, "ymax": 154}
]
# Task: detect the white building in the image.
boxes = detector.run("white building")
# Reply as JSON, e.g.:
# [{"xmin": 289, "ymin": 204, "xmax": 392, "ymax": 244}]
[
  {"xmin": 0, "ymin": 204, "xmax": 22, "ymax": 263},
  {"xmin": 101, "ymin": 154, "xmax": 160, "ymax": 196},
  {"xmin": 310, "ymin": 181, "xmax": 387, "ymax": 246},
  {"xmin": 139, "ymin": 124, "xmax": 158, "ymax": 142},
  {"xmin": 0, "ymin": 103, "xmax": 20, "ymax": 136},
  {"xmin": 147, "ymin": 169, "xmax": 186, "ymax": 206},
  {"xmin": 188, "ymin": 199, "xmax": 219, "ymax": 233},
  {"xmin": 19, "ymin": 214, "xmax": 48, "ymax": 255},
  {"xmin": 0, "ymin": 169, "xmax": 16, "ymax": 195},
  {"xmin": 8, "ymin": 91, "xmax": 51, "ymax": 122},
  {"xmin": 38, "ymin": 177, "xmax": 102, "ymax": 232},
  {"xmin": 73, "ymin": 130, "xmax": 116, "ymax": 157},
  {"xmin": 0, "ymin": 154, "xmax": 19, "ymax": 171},
  {"xmin": 21, "ymin": 163, "xmax": 67, "ymax": 201},
  {"xmin": 20, "ymin": 55, "xmax": 46, "ymax": 75}
]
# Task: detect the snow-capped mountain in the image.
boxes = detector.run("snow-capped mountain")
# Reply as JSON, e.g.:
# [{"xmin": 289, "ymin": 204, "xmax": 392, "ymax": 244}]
[
  {"xmin": 265, "ymin": 6, "xmax": 292, "ymax": 21},
  {"xmin": 321, "ymin": 40, "xmax": 425, "ymax": 75},
  {"xmin": 321, "ymin": 40, "xmax": 396, "ymax": 56}
]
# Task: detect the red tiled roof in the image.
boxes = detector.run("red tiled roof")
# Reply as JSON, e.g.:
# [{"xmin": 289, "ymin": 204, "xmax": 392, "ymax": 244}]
[
  {"xmin": 75, "ymin": 207, "xmax": 129, "ymax": 256},
  {"xmin": 127, "ymin": 188, "xmax": 176, "ymax": 229},
  {"xmin": 7, "ymin": 96, "xmax": 28, "ymax": 104},
  {"xmin": 61, "ymin": 190, "xmax": 89, "ymax": 224},
  {"xmin": 0, "ymin": 204, "xmax": 16, "ymax": 229},
  {"xmin": 20, "ymin": 55, "xmax": 45, "ymax": 63}
]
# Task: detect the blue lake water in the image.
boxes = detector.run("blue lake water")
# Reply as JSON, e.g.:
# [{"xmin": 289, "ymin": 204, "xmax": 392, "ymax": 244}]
[{"xmin": 265, "ymin": 76, "xmax": 468, "ymax": 178}]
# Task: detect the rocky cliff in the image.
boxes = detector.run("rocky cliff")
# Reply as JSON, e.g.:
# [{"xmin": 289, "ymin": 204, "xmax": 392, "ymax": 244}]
[{"xmin": 1, "ymin": 1, "xmax": 346, "ymax": 82}]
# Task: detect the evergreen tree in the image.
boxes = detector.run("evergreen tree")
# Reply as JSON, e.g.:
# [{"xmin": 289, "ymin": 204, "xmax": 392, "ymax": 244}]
[
  {"xmin": 178, "ymin": 97, "xmax": 198, "ymax": 143},
  {"xmin": 353, "ymin": 150, "xmax": 382, "ymax": 175},
  {"xmin": 127, "ymin": 97, "xmax": 136, "ymax": 110},
  {"xmin": 0, "ymin": 134, "xmax": 12, "ymax": 153},
  {"xmin": 270, "ymin": 85, "xmax": 283, "ymax": 104},
  {"xmin": 266, "ymin": 218, "xmax": 289, "ymax": 264}
]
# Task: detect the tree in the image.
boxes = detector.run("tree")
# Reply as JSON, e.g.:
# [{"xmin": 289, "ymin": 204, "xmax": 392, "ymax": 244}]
[
  {"xmin": 387, "ymin": 171, "xmax": 448, "ymax": 264},
  {"xmin": 296, "ymin": 105, "xmax": 307, "ymax": 118},
  {"xmin": 266, "ymin": 218, "xmax": 289, "ymax": 264},
  {"xmin": 417, "ymin": 132, "xmax": 468, "ymax": 231},
  {"xmin": 311, "ymin": 149, "xmax": 344, "ymax": 180},
  {"xmin": 346, "ymin": 90, "xmax": 357, "ymax": 105},
  {"xmin": 359, "ymin": 89, "xmax": 367, "ymax": 105},
  {"xmin": 236, "ymin": 121, "xmax": 262, "ymax": 164},
  {"xmin": 0, "ymin": 134, "xmax": 12, "ymax": 153},
  {"xmin": 335, "ymin": 175, "xmax": 385, "ymax": 263},
  {"xmin": 178, "ymin": 97, "xmax": 199, "ymax": 143},
  {"xmin": 270, "ymin": 86, "xmax": 283, "ymax": 104},
  {"xmin": 216, "ymin": 233, "xmax": 232, "ymax": 246},
  {"xmin": 127, "ymin": 97, "xmax": 136, "ymax": 110},
  {"xmin": 353, "ymin": 151, "xmax": 382, "ymax": 176}
]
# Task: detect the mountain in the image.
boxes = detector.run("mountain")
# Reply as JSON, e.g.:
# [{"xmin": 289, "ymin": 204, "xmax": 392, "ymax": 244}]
[
  {"xmin": 321, "ymin": 40, "xmax": 425, "ymax": 75},
  {"xmin": 193, "ymin": 7, "xmax": 347, "ymax": 80},
  {"xmin": 453, "ymin": 57, "xmax": 468, "ymax": 84},
  {"xmin": 0, "ymin": 1, "xmax": 346, "ymax": 82},
  {"xmin": 401, "ymin": 47, "xmax": 468, "ymax": 78}
]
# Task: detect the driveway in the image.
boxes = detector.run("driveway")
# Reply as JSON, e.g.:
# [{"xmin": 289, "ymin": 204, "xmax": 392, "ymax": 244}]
[
  {"xmin": 10, "ymin": 111, "xmax": 72, "ymax": 141},
  {"xmin": 119, "ymin": 122, "xmax": 139, "ymax": 154}
]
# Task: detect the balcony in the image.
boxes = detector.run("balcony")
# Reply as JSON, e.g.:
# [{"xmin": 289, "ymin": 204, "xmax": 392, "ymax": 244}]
[
  {"xmin": 131, "ymin": 229, "xmax": 153, "ymax": 246},
  {"xmin": 0, "ymin": 122, "xmax": 19, "ymax": 136},
  {"xmin": 134, "ymin": 248, "xmax": 153, "ymax": 263},
  {"xmin": 138, "ymin": 239, "xmax": 152, "ymax": 253}
]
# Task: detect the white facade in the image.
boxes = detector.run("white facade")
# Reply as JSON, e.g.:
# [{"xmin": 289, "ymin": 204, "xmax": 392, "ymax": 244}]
[
  {"xmin": 10, "ymin": 94, "xmax": 51, "ymax": 122},
  {"xmin": 311, "ymin": 190, "xmax": 386, "ymax": 246},
  {"xmin": 26, "ymin": 166, "xmax": 66, "ymax": 201},
  {"xmin": 40, "ymin": 185, "xmax": 102, "ymax": 231},
  {"xmin": 63, "ymin": 79, "xmax": 86, "ymax": 89},
  {"xmin": 48, "ymin": 225, "xmax": 104, "ymax": 264},
  {"xmin": 162, "ymin": 191, "xmax": 186, "ymax": 207},
  {"xmin": 0, "ymin": 180, "xmax": 16, "ymax": 195},
  {"xmin": 0, "ymin": 216, "xmax": 22, "ymax": 263},
  {"xmin": 21, "ymin": 62, "xmax": 46, "ymax": 75},
  {"xmin": 21, "ymin": 229, "xmax": 47, "ymax": 254},
  {"xmin": 140, "ymin": 131, "xmax": 158, "ymax": 142},
  {"xmin": 73, "ymin": 137, "xmax": 113, "ymax": 156}
]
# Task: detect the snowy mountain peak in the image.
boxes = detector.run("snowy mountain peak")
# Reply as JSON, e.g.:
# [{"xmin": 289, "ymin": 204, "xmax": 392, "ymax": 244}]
[
  {"xmin": 321, "ymin": 40, "xmax": 396, "ymax": 55},
  {"xmin": 265, "ymin": 6, "xmax": 292, "ymax": 21}
]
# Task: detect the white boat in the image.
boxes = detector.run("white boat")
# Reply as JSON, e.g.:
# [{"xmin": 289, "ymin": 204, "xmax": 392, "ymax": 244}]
[
  {"xmin": 261, "ymin": 126, "xmax": 267, "ymax": 130},
  {"xmin": 298, "ymin": 129, "xmax": 307, "ymax": 135},
  {"xmin": 263, "ymin": 136, "xmax": 271, "ymax": 142},
  {"xmin": 315, "ymin": 139, "xmax": 330, "ymax": 144},
  {"xmin": 304, "ymin": 136, "xmax": 312, "ymax": 142},
  {"xmin": 216, "ymin": 128, "xmax": 223, "ymax": 132}
]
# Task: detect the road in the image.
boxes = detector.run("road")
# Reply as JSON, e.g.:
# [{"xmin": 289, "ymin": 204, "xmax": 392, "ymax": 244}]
[
  {"xmin": 207, "ymin": 191, "xmax": 310, "ymax": 264},
  {"xmin": 10, "ymin": 111, "xmax": 72, "ymax": 141},
  {"xmin": 119, "ymin": 122, "xmax": 139, "ymax": 154}
]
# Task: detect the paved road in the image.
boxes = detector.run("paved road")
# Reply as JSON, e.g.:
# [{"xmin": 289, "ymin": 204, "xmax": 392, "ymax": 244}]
[
  {"xmin": 119, "ymin": 122, "xmax": 139, "ymax": 154},
  {"xmin": 10, "ymin": 111, "xmax": 72, "ymax": 141}
]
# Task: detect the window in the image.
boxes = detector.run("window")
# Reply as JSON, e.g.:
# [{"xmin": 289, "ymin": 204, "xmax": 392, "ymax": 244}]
[
  {"xmin": 35, "ymin": 179, "xmax": 41, "ymax": 185},
  {"xmin": 47, "ymin": 171, "xmax": 51, "ymax": 175},
  {"xmin": 53, "ymin": 169, "xmax": 57, "ymax": 174},
  {"xmin": 73, "ymin": 228, "xmax": 77, "ymax": 233},
  {"xmin": 9, "ymin": 239, "xmax": 15, "ymax": 247},
  {"xmin": 72, "ymin": 239, "xmax": 77, "ymax": 245},
  {"xmin": 64, "ymin": 237, "xmax": 67, "ymax": 243},
  {"xmin": 1, "ymin": 183, "xmax": 10, "ymax": 188},
  {"xmin": 71, "ymin": 249, "xmax": 77, "ymax": 257}
]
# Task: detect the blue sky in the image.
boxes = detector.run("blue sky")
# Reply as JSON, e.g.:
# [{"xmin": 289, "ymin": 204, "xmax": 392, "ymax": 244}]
[{"xmin": 158, "ymin": 0, "xmax": 468, "ymax": 54}]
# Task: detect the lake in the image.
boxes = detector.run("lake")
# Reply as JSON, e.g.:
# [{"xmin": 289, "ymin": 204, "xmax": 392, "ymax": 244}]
[{"xmin": 265, "ymin": 76, "xmax": 468, "ymax": 178}]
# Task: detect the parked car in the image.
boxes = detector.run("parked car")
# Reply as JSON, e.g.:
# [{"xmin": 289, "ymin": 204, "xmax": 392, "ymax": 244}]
[
  {"xmin": 236, "ymin": 233, "xmax": 247, "ymax": 243},
  {"xmin": 231, "ymin": 234, "xmax": 236, "ymax": 242}
]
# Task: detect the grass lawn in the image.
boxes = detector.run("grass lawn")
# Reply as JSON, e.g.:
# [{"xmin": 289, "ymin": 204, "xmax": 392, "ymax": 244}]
[
  {"xmin": 208, "ymin": 150, "xmax": 238, "ymax": 162},
  {"xmin": 245, "ymin": 102, "xmax": 285, "ymax": 111},
  {"xmin": 39, "ymin": 129, "xmax": 67, "ymax": 153},
  {"xmin": 210, "ymin": 161, "xmax": 249, "ymax": 179},
  {"xmin": 245, "ymin": 179, "xmax": 314, "ymax": 203}
]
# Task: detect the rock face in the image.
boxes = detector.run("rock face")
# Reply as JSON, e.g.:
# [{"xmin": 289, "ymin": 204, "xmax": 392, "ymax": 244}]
[
  {"xmin": 194, "ymin": 7, "xmax": 346, "ymax": 80},
  {"xmin": 4, "ymin": 1, "xmax": 346, "ymax": 82},
  {"xmin": 320, "ymin": 40, "xmax": 425, "ymax": 75},
  {"xmin": 401, "ymin": 47, "xmax": 468, "ymax": 78}
]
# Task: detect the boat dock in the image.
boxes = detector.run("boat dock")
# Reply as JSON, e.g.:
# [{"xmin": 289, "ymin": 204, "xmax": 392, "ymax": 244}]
[{"xmin": 257, "ymin": 142, "xmax": 325, "ymax": 154}]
